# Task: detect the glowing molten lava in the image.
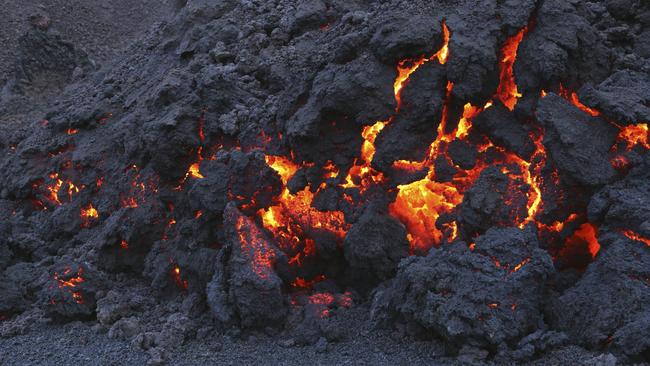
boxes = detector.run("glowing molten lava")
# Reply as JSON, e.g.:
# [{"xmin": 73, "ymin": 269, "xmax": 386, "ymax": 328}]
[
  {"xmin": 259, "ymin": 155, "xmax": 349, "ymax": 267},
  {"xmin": 496, "ymin": 27, "xmax": 528, "ymax": 110},
  {"xmin": 52, "ymin": 267, "xmax": 85, "ymax": 304},
  {"xmin": 435, "ymin": 21, "xmax": 450, "ymax": 65},
  {"xmin": 342, "ymin": 21, "xmax": 452, "ymax": 192},
  {"xmin": 617, "ymin": 123, "xmax": 649, "ymax": 150},
  {"xmin": 172, "ymin": 266, "xmax": 189, "ymax": 290},
  {"xmin": 80, "ymin": 204, "xmax": 99, "ymax": 228},
  {"xmin": 621, "ymin": 230, "xmax": 650, "ymax": 247},
  {"xmin": 558, "ymin": 84, "xmax": 600, "ymax": 117},
  {"xmin": 389, "ymin": 180, "xmax": 463, "ymax": 253},
  {"xmin": 561, "ymin": 223, "xmax": 601, "ymax": 262},
  {"xmin": 236, "ymin": 214, "xmax": 277, "ymax": 280}
]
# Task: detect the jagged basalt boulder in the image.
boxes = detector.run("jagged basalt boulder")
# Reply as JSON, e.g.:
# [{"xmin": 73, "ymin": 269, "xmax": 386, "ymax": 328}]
[
  {"xmin": 588, "ymin": 160, "xmax": 650, "ymax": 234},
  {"xmin": 371, "ymin": 227, "xmax": 554, "ymax": 351},
  {"xmin": 39, "ymin": 261, "xmax": 105, "ymax": 320},
  {"xmin": 372, "ymin": 61, "xmax": 446, "ymax": 174},
  {"xmin": 458, "ymin": 166, "xmax": 529, "ymax": 238},
  {"xmin": 579, "ymin": 70, "xmax": 650, "ymax": 125},
  {"xmin": 206, "ymin": 204, "xmax": 287, "ymax": 328},
  {"xmin": 549, "ymin": 231, "xmax": 650, "ymax": 361},
  {"xmin": 536, "ymin": 94, "xmax": 618, "ymax": 187},
  {"xmin": 286, "ymin": 55, "xmax": 396, "ymax": 138},
  {"xmin": 369, "ymin": 13, "xmax": 443, "ymax": 65},
  {"xmin": 343, "ymin": 207, "xmax": 409, "ymax": 292},
  {"xmin": 473, "ymin": 101, "xmax": 535, "ymax": 160}
]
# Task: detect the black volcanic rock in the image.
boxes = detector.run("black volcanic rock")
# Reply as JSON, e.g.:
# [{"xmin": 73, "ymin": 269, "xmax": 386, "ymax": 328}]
[
  {"xmin": 447, "ymin": 139, "xmax": 477, "ymax": 170},
  {"xmin": 536, "ymin": 94, "xmax": 618, "ymax": 187},
  {"xmin": 286, "ymin": 55, "xmax": 396, "ymax": 138},
  {"xmin": 343, "ymin": 207, "xmax": 409, "ymax": 292},
  {"xmin": 514, "ymin": 0, "xmax": 611, "ymax": 100},
  {"xmin": 473, "ymin": 101, "xmax": 535, "ymax": 160},
  {"xmin": 371, "ymin": 226, "xmax": 554, "ymax": 350},
  {"xmin": 458, "ymin": 166, "xmax": 529, "ymax": 238},
  {"xmin": 0, "ymin": 0, "xmax": 648, "ymax": 362},
  {"xmin": 369, "ymin": 13, "xmax": 443, "ymax": 65},
  {"xmin": 39, "ymin": 261, "xmax": 105, "ymax": 320},
  {"xmin": 206, "ymin": 204, "xmax": 287, "ymax": 328},
  {"xmin": 373, "ymin": 61, "xmax": 446, "ymax": 173},
  {"xmin": 579, "ymin": 70, "xmax": 650, "ymax": 125},
  {"xmin": 549, "ymin": 231, "xmax": 650, "ymax": 361},
  {"xmin": 588, "ymin": 160, "xmax": 650, "ymax": 235},
  {"xmin": 11, "ymin": 30, "xmax": 94, "ymax": 96}
]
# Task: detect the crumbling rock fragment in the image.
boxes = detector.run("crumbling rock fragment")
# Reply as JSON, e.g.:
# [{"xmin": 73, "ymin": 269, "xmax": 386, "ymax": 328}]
[
  {"xmin": 206, "ymin": 204, "xmax": 287, "ymax": 328},
  {"xmin": 579, "ymin": 70, "xmax": 650, "ymax": 125},
  {"xmin": 373, "ymin": 61, "xmax": 446, "ymax": 174},
  {"xmin": 549, "ymin": 231, "xmax": 650, "ymax": 360},
  {"xmin": 108, "ymin": 316, "xmax": 141, "ymax": 340},
  {"xmin": 369, "ymin": 13, "xmax": 443, "ymax": 65},
  {"xmin": 514, "ymin": 0, "xmax": 611, "ymax": 100},
  {"xmin": 372, "ymin": 226, "xmax": 554, "ymax": 351},
  {"xmin": 536, "ymin": 94, "xmax": 618, "ymax": 187},
  {"xmin": 96, "ymin": 291, "xmax": 132, "ymax": 326},
  {"xmin": 458, "ymin": 166, "xmax": 529, "ymax": 238},
  {"xmin": 10, "ymin": 30, "xmax": 94, "ymax": 96},
  {"xmin": 286, "ymin": 55, "xmax": 396, "ymax": 138},
  {"xmin": 447, "ymin": 139, "xmax": 478, "ymax": 170},
  {"xmin": 343, "ymin": 206, "xmax": 409, "ymax": 292},
  {"xmin": 588, "ymin": 160, "xmax": 650, "ymax": 233},
  {"xmin": 288, "ymin": 0, "xmax": 328, "ymax": 35},
  {"xmin": 188, "ymin": 151, "xmax": 282, "ymax": 216},
  {"xmin": 473, "ymin": 100, "xmax": 535, "ymax": 160},
  {"xmin": 39, "ymin": 261, "xmax": 105, "ymax": 320}
]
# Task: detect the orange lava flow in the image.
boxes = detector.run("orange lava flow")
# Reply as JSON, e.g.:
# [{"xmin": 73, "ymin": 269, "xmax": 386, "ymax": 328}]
[
  {"xmin": 558, "ymin": 84, "xmax": 600, "ymax": 117},
  {"xmin": 390, "ymin": 79, "xmax": 546, "ymax": 253},
  {"xmin": 80, "ymin": 203, "xmax": 99, "ymax": 228},
  {"xmin": 46, "ymin": 173, "xmax": 64, "ymax": 204},
  {"xmin": 259, "ymin": 155, "xmax": 349, "ymax": 266},
  {"xmin": 504, "ymin": 132, "xmax": 546, "ymax": 228},
  {"xmin": 322, "ymin": 160, "xmax": 339, "ymax": 179},
  {"xmin": 564, "ymin": 223, "xmax": 601, "ymax": 259},
  {"xmin": 389, "ymin": 180, "xmax": 463, "ymax": 253},
  {"xmin": 53, "ymin": 267, "xmax": 85, "ymax": 304},
  {"xmin": 617, "ymin": 123, "xmax": 649, "ymax": 150},
  {"xmin": 342, "ymin": 21, "xmax": 452, "ymax": 192},
  {"xmin": 621, "ymin": 230, "xmax": 650, "ymax": 247},
  {"xmin": 435, "ymin": 21, "xmax": 450, "ymax": 65},
  {"xmin": 495, "ymin": 27, "xmax": 528, "ymax": 111},
  {"xmin": 236, "ymin": 214, "xmax": 277, "ymax": 280},
  {"xmin": 172, "ymin": 266, "xmax": 189, "ymax": 290},
  {"xmin": 537, "ymin": 213, "xmax": 579, "ymax": 233}
]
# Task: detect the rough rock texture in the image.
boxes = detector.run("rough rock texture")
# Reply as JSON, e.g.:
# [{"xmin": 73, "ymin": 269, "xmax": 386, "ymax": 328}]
[
  {"xmin": 473, "ymin": 100, "xmax": 535, "ymax": 160},
  {"xmin": 0, "ymin": 0, "xmax": 648, "ymax": 364},
  {"xmin": 207, "ymin": 204, "xmax": 287, "ymax": 328},
  {"xmin": 373, "ymin": 61, "xmax": 446, "ymax": 174},
  {"xmin": 549, "ymin": 231, "xmax": 650, "ymax": 361},
  {"xmin": 580, "ymin": 70, "xmax": 650, "ymax": 125},
  {"xmin": 371, "ymin": 227, "xmax": 554, "ymax": 352},
  {"xmin": 343, "ymin": 206, "xmax": 409, "ymax": 292},
  {"xmin": 536, "ymin": 94, "xmax": 618, "ymax": 187},
  {"xmin": 588, "ymin": 160, "xmax": 650, "ymax": 234},
  {"xmin": 458, "ymin": 167, "xmax": 529, "ymax": 238}
]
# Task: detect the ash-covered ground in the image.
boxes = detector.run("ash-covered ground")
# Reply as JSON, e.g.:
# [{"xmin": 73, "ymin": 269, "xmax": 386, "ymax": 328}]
[{"xmin": 1, "ymin": 0, "xmax": 650, "ymax": 365}]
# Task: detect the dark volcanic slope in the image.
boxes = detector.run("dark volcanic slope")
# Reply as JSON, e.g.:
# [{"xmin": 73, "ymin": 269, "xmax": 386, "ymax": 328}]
[
  {"xmin": 0, "ymin": 0, "xmax": 178, "ymax": 87},
  {"xmin": 1, "ymin": 0, "xmax": 650, "ymax": 365}
]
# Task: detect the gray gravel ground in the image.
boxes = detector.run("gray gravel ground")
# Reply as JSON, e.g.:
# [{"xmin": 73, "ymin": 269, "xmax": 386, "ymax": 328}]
[{"xmin": 0, "ymin": 305, "xmax": 606, "ymax": 366}]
